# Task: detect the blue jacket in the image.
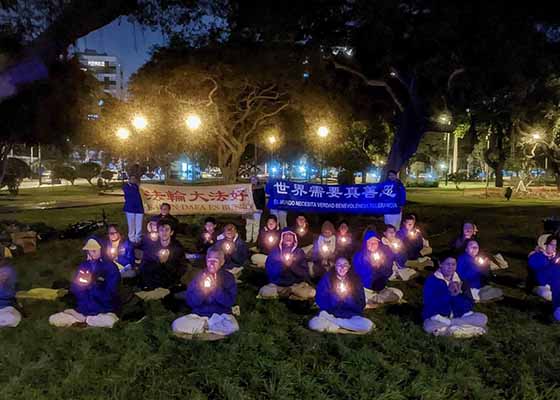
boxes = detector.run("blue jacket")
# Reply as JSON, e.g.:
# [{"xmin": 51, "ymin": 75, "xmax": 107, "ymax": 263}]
[
  {"xmin": 528, "ymin": 251, "xmax": 556, "ymax": 286},
  {"xmin": 396, "ymin": 227, "xmax": 424, "ymax": 260},
  {"xmin": 378, "ymin": 178, "xmax": 406, "ymax": 212},
  {"xmin": 265, "ymin": 246, "xmax": 309, "ymax": 286},
  {"xmin": 315, "ymin": 269, "xmax": 365, "ymax": 318},
  {"xmin": 71, "ymin": 258, "xmax": 121, "ymax": 316},
  {"xmin": 549, "ymin": 266, "xmax": 560, "ymax": 313},
  {"xmin": 122, "ymin": 182, "xmax": 144, "ymax": 214},
  {"xmin": 186, "ymin": 268, "xmax": 237, "ymax": 317},
  {"xmin": 422, "ymin": 273, "xmax": 473, "ymax": 320},
  {"xmin": 217, "ymin": 237, "xmax": 249, "ymax": 270},
  {"xmin": 353, "ymin": 231, "xmax": 394, "ymax": 291},
  {"xmin": 104, "ymin": 238, "xmax": 135, "ymax": 268},
  {"xmin": 0, "ymin": 266, "xmax": 16, "ymax": 309},
  {"xmin": 456, "ymin": 253, "xmax": 488, "ymax": 290}
]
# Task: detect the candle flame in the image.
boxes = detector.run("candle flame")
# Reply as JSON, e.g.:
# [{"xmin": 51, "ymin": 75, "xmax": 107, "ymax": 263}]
[
  {"xmin": 392, "ymin": 242, "xmax": 400, "ymax": 250},
  {"xmin": 338, "ymin": 281, "xmax": 347, "ymax": 294},
  {"xmin": 340, "ymin": 237, "xmax": 347, "ymax": 243},
  {"xmin": 373, "ymin": 252, "xmax": 381, "ymax": 261},
  {"xmin": 268, "ymin": 235, "xmax": 275, "ymax": 243},
  {"xmin": 298, "ymin": 227, "xmax": 305, "ymax": 234},
  {"xmin": 476, "ymin": 256, "xmax": 485, "ymax": 265},
  {"xmin": 159, "ymin": 249, "xmax": 170, "ymax": 258},
  {"xmin": 284, "ymin": 253, "xmax": 292, "ymax": 262},
  {"xmin": 321, "ymin": 244, "xmax": 329, "ymax": 253},
  {"xmin": 203, "ymin": 277, "xmax": 212, "ymax": 288}
]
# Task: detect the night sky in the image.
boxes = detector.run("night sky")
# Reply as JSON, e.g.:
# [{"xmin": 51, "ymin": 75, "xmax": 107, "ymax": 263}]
[{"xmin": 75, "ymin": 17, "xmax": 166, "ymax": 84}]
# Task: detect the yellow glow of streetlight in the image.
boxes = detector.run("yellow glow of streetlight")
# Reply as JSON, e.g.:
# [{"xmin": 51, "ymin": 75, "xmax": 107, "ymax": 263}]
[
  {"xmin": 438, "ymin": 114, "xmax": 451, "ymax": 125},
  {"xmin": 116, "ymin": 127, "xmax": 130, "ymax": 140},
  {"xmin": 532, "ymin": 132, "xmax": 541, "ymax": 140},
  {"xmin": 268, "ymin": 135, "xmax": 277, "ymax": 145},
  {"xmin": 317, "ymin": 126, "xmax": 330, "ymax": 138},
  {"xmin": 185, "ymin": 114, "xmax": 202, "ymax": 130},
  {"xmin": 132, "ymin": 115, "xmax": 148, "ymax": 130}
]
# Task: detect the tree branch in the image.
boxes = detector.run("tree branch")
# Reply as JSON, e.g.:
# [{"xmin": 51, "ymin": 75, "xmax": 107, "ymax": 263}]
[
  {"xmin": 447, "ymin": 68, "xmax": 466, "ymax": 92},
  {"xmin": 333, "ymin": 61, "xmax": 404, "ymax": 112}
]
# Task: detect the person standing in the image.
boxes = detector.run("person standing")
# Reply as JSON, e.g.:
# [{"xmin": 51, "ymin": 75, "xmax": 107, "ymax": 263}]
[
  {"xmin": 245, "ymin": 176, "xmax": 265, "ymax": 244},
  {"xmin": 380, "ymin": 170, "xmax": 406, "ymax": 230},
  {"xmin": 122, "ymin": 174, "xmax": 144, "ymax": 244}
]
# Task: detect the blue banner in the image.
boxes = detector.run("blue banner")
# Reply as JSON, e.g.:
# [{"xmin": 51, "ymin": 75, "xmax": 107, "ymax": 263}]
[{"xmin": 266, "ymin": 180, "xmax": 404, "ymax": 215}]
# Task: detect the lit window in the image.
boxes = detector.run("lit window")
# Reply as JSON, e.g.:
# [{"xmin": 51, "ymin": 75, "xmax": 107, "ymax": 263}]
[{"xmin": 87, "ymin": 60, "xmax": 105, "ymax": 67}]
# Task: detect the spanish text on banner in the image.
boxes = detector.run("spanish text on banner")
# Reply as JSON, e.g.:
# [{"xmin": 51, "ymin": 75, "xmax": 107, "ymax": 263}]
[{"xmin": 140, "ymin": 183, "xmax": 257, "ymax": 215}]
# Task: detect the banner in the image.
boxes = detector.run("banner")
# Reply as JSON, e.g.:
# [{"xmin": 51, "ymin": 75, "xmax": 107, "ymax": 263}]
[
  {"xmin": 140, "ymin": 183, "xmax": 256, "ymax": 215},
  {"xmin": 266, "ymin": 180, "xmax": 404, "ymax": 215}
]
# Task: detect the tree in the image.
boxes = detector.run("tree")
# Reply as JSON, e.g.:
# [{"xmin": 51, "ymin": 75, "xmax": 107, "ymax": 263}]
[
  {"xmin": 52, "ymin": 164, "xmax": 77, "ymax": 185},
  {"xmin": 0, "ymin": 158, "xmax": 31, "ymax": 195},
  {"xmin": 76, "ymin": 162, "xmax": 102, "ymax": 186}
]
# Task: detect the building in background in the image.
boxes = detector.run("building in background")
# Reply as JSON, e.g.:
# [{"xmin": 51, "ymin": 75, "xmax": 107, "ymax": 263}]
[{"xmin": 77, "ymin": 49, "xmax": 124, "ymax": 99}]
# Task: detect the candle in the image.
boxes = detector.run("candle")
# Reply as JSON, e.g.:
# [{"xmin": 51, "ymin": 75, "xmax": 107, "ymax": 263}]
[
  {"xmin": 476, "ymin": 256, "xmax": 485, "ymax": 265},
  {"xmin": 321, "ymin": 244, "xmax": 329, "ymax": 253},
  {"xmin": 340, "ymin": 236, "xmax": 347, "ymax": 244},
  {"xmin": 372, "ymin": 252, "xmax": 381, "ymax": 261},
  {"xmin": 338, "ymin": 281, "xmax": 348, "ymax": 294},
  {"xmin": 298, "ymin": 227, "xmax": 305, "ymax": 235},
  {"xmin": 392, "ymin": 242, "xmax": 400, "ymax": 250},
  {"xmin": 109, "ymin": 247, "xmax": 117, "ymax": 257},
  {"xmin": 283, "ymin": 253, "xmax": 292, "ymax": 263},
  {"xmin": 159, "ymin": 249, "xmax": 170, "ymax": 258},
  {"xmin": 224, "ymin": 242, "xmax": 232, "ymax": 253},
  {"xmin": 150, "ymin": 232, "xmax": 158, "ymax": 241},
  {"xmin": 408, "ymin": 230, "xmax": 417, "ymax": 238},
  {"xmin": 268, "ymin": 235, "xmax": 275, "ymax": 244},
  {"xmin": 203, "ymin": 276, "xmax": 212, "ymax": 289}
]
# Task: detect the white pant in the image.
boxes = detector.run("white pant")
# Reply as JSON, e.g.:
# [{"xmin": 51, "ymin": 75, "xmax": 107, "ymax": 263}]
[
  {"xmin": 172, "ymin": 313, "xmax": 239, "ymax": 336},
  {"xmin": 258, "ymin": 282, "xmax": 316, "ymax": 300},
  {"xmin": 49, "ymin": 309, "xmax": 119, "ymax": 328},
  {"xmin": 126, "ymin": 212, "xmax": 144, "ymax": 243},
  {"xmin": 251, "ymin": 253, "xmax": 268, "ymax": 268},
  {"xmin": 470, "ymin": 285, "xmax": 503, "ymax": 303},
  {"xmin": 270, "ymin": 209, "xmax": 288, "ymax": 229},
  {"xmin": 245, "ymin": 211, "xmax": 262, "ymax": 243},
  {"xmin": 0, "ymin": 306, "xmax": 21, "ymax": 328},
  {"xmin": 423, "ymin": 312, "xmax": 488, "ymax": 337},
  {"xmin": 309, "ymin": 311, "xmax": 374, "ymax": 333},
  {"xmin": 384, "ymin": 212, "xmax": 402, "ymax": 229},
  {"xmin": 534, "ymin": 285, "xmax": 552, "ymax": 301}
]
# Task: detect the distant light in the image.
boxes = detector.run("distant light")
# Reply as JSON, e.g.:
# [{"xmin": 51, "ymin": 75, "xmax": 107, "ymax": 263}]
[
  {"xmin": 272, "ymin": 167, "xmax": 278, "ymax": 173},
  {"xmin": 390, "ymin": 71, "xmax": 397, "ymax": 77},
  {"xmin": 268, "ymin": 135, "xmax": 277, "ymax": 145},
  {"xmin": 98, "ymin": 99, "xmax": 104, "ymax": 106},
  {"xmin": 303, "ymin": 71, "xmax": 310, "ymax": 79},
  {"xmin": 439, "ymin": 162, "xmax": 447, "ymax": 169},
  {"xmin": 116, "ymin": 127, "xmax": 130, "ymax": 140},
  {"xmin": 438, "ymin": 114, "xmax": 452, "ymax": 125},
  {"xmin": 132, "ymin": 115, "xmax": 148, "ymax": 130},
  {"xmin": 299, "ymin": 165, "xmax": 306, "ymax": 173},
  {"xmin": 317, "ymin": 126, "xmax": 330, "ymax": 138},
  {"xmin": 185, "ymin": 114, "xmax": 202, "ymax": 130},
  {"xmin": 181, "ymin": 162, "xmax": 187, "ymax": 172},
  {"xmin": 532, "ymin": 132, "xmax": 541, "ymax": 140}
]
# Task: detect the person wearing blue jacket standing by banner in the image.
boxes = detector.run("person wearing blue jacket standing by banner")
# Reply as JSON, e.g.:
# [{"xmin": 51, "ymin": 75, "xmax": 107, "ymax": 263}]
[
  {"xmin": 380, "ymin": 170, "xmax": 406, "ymax": 230},
  {"xmin": 122, "ymin": 174, "xmax": 144, "ymax": 244},
  {"xmin": 104, "ymin": 224, "xmax": 136, "ymax": 278},
  {"xmin": 172, "ymin": 247, "xmax": 239, "ymax": 337},
  {"xmin": 353, "ymin": 230, "xmax": 404, "ymax": 307},
  {"xmin": 423, "ymin": 254, "xmax": 488, "ymax": 337},
  {"xmin": 49, "ymin": 237, "xmax": 121, "ymax": 328},
  {"xmin": 0, "ymin": 263, "xmax": 21, "ymax": 328},
  {"xmin": 309, "ymin": 257, "xmax": 374, "ymax": 334}
]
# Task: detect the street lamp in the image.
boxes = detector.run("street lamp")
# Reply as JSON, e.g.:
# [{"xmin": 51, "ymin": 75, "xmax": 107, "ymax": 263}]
[
  {"xmin": 438, "ymin": 113, "xmax": 452, "ymax": 125},
  {"xmin": 131, "ymin": 115, "xmax": 148, "ymax": 130},
  {"xmin": 532, "ymin": 132, "xmax": 541, "ymax": 140},
  {"xmin": 116, "ymin": 127, "xmax": 130, "ymax": 140},
  {"xmin": 266, "ymin": 135, "xmax": 278, "ymax": 177},
  {"xmin": 317, "ymin": 126, "xmax": 330, "ymax": 183},
  {"xmin": 185, "ymin": 114, "xmax": 202, "ymax": 131}
]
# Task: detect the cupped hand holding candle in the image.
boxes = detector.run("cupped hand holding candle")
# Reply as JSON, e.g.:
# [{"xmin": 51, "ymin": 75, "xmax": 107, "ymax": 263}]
[
  {"xmin": 372, "ymin": 252, "xmax": 381, "ymax": 262},
  {"xmin": 158, "ymin": 248, "xmax": 170, "ymax": 262},
  {"xmin": 77, "ymin": 269, "xmax": 92, "ymax": 286},
  {"xmin": 391, "ymin": 242, "xmax": 400, "ymax": 251},
  {"xmin": 149, "ymin": 232, "xmax": 158, "ymax": 241},
  {"xmin": 202, "ymin": 275, "xmax": 214, "ymax": 290},
  {"xmin": 475, "ymin": 256, "xmax": 487, "ymax": 266},
  {"xmin": 321, "ymin": 244, "xmax": 329, "ymax": 254},
  {"xmin": 283, "ymin": 253, "xmax": 292, "ymax": 265},
  {"xmin": 337, "ymin": 280, "xmax": 348, "ymax": 296}
]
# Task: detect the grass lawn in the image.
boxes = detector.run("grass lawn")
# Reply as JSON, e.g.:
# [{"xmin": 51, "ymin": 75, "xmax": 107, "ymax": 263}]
[{"xmin": 1, "ymin": 189, "xmax": 560, "ymax": 399}]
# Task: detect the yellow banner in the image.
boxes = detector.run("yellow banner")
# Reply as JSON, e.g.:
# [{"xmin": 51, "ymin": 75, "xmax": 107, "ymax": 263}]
[{"xmin": 140, "ymin": 183, "xmax": 257, "ymax": 215}]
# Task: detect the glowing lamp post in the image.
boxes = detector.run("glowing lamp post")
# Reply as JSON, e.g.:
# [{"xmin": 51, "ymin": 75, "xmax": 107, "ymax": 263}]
[
  {"xmin": 267, "ymin": 135, "xmax": 278, "ymax": 176},
  {"xmin": 185, "ymin": 114, "xmax": 202, "ymax": 131},
  {"xmin": 116, "ymin": 127, "xmax": 130, "ymax": 140},
  {"xmin": 317, "ymin": 126, "xmax": 330, "ymax": 184},
  {"xmin": 132, "ymin": 115, "xmax": 148, "ymax": 130}
]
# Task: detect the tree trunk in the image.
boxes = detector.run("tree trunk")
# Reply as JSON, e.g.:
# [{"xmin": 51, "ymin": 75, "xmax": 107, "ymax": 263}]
[
  {"xmin": 361, "ymin": 168, "xmax": 367, "ymax": 183},
  {"xmin": 0, "ymin": 143, "xmax": 13, "ymax": 188},
  {"xmin": 219, "ymin": 149, "xmax": 243, "ymax": 184},
  {"xmin": 495, "ymin": 163, "xmax": 504, "ymax": 188},
  {"xmin": 556, "ymin": 171, "xmax": 560, "ymax": 191},
  {"xmin": 383, "ymin": 91, "xmax": 426, "ymax": 177}
]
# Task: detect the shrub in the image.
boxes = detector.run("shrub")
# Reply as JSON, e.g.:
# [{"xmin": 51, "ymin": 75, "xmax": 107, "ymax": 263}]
[
  {"xmin": 77, "ymin": 162, "xmax": 102, "ymax": 185},
  {"xmin": 0, "ymin": 158, "xmax": 31, "ymax": 195},
  {"xmin": 52, "ymin": 164, "xmax": 77, "ymax": 185}
]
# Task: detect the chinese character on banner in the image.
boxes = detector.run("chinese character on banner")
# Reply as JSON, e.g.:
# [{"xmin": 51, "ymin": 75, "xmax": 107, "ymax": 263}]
[
  {"xmin": 151, "ymin": 190, "xmax": 168, "ymax": 201},
  {"xmin": 382, "ymin": 185, "xmax": 396, "ymax": 198},
  {"xmin": 166, "ymin": 190, "xmax": 187, "ymax": 202},
  {"xmin": 344, "ymin": 187, "xmax": 360, "ymax": 199},
  {"xmin": 189, "ymin": 191, "xmax": 210, "ymax": 202},
  {"xmin": 291, "ymin": 184, "xmax": 308, "ymax": 196},
  {"xmin": 142, "ymin": 190, "xmax": 154, "ymax": 200},
  {"xmin": 274, "ymin": 181, "xmax": 289, "ymax": 195},
  {"xmin": 209, "ymin": 191, "xmax": 229, "ymax": 201},
  {"xmin": 230, "ymin": 189, "xmax": 249, "ymax": 201},
  {"xmin": 327, "ymin": 186, "xmax": 342, "ymax": 198},
  {"xmin": 309, "ymin": 185, "xmax": 325, "ymax": 198},
  {"xmin": 363, "ymin": 186, "xmax": 379, "ymax": 199}
]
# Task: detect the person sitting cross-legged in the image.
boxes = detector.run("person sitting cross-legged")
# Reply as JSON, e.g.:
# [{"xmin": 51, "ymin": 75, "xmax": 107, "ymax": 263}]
[
  {"xmin": 396, "ymin": 214, "xmax": 433, "ymax": 269},
  {"xmin": 251, "ymin": 215, "xmax": 281, "ymax": 268},
  {"xmin": 104, "ymin": 224, "xmax": 136, "ymax": 278},
  {"xmin": 0, "ymin": 263, "xmax": 21, "ymax": 328},
  {"xmin": 259, "ymin": 229, "xmax": 316, "ymax": 300},
  {"xmin": 451, "ymin": 221, "xmax": 508, "ymax": 270},
  {"xmin": 423, "ymin": 255, "xmax": 488, "ymax": 338},
  {"xmin": 528, "ymin": 235, "xmax": 558, "ymax": 301},
  {"xmin": 172, "ymin": 247, "xmax": 239, "ymax": 338},
  {"xmin": 353, "ymin": 230, "xmax": 404, "ymax": 307},
  {"xmin": 382, "ymin": 224, "xmax": 416, "ymax": 282},
  {"xmin": 49, "ymin": 237, "xmax": 121, "ymax": 328},
  {"xmin": 457, "ymin": 240, "xmax": 503, "ymax": 303},
  {"xmin": 310, "ymin": 221, "xmax": 338, "ymax": 279},
  {"xmin": 137, "ymin": 218, "xmax": 188, "ymax": 300},
  {"xmin": 309, "ymin": 257, "xmax": 374, "ymax": 334},
  {"xmin": 216, "ymin": 224, "xmax": 249, "ymax": 279},
  {"xmin": 139, "ymin": 216, "xmax": 161, "ymax": 257}
]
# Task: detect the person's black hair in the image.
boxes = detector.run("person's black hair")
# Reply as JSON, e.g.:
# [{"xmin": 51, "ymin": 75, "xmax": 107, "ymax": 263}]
[
  {"xmin": 295, "ymin": 212, "xmax": 307, "ymax": 219},
  {"xmin": 545, "ymin": 234, "xmax": 558, "ymax": 246},
  {"xmin": 266, "ymin": 214, "xmax": 278, "ymax": 223},
  {"xmin": 436, "ymin": 251, "xmax": 456, "ymax": 266},
  {"xmin": 387, "ymin": 170, "xmax": 398, "ymax": 176},
  {"xmin": 107, "ymin": 223, "xmax": 120, "ymax": 231},
  {"xmin": 384, "ymin": 224, "xmax": 396, "ymax": 231},
  {"xmin": 337, "ymin": 220, "xmax": 349, "ymax": 229},
  {"xmin": 403, "ymin": 213, "xmax": 417, "ymax": 222},
  {"xmin": 157, "ymin": 217, "xmax": 176, "ymax": 231},
  {"xmin": 160, "ymin": 202, "xmax": 171, "ymax": 209},
  {"xmin": 148, "ymin": 215, "xmax": 161, "ymax": 223},
  {"xmin": 204, "ymin": 216, "xmax": 217, "ymax": 225}
]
